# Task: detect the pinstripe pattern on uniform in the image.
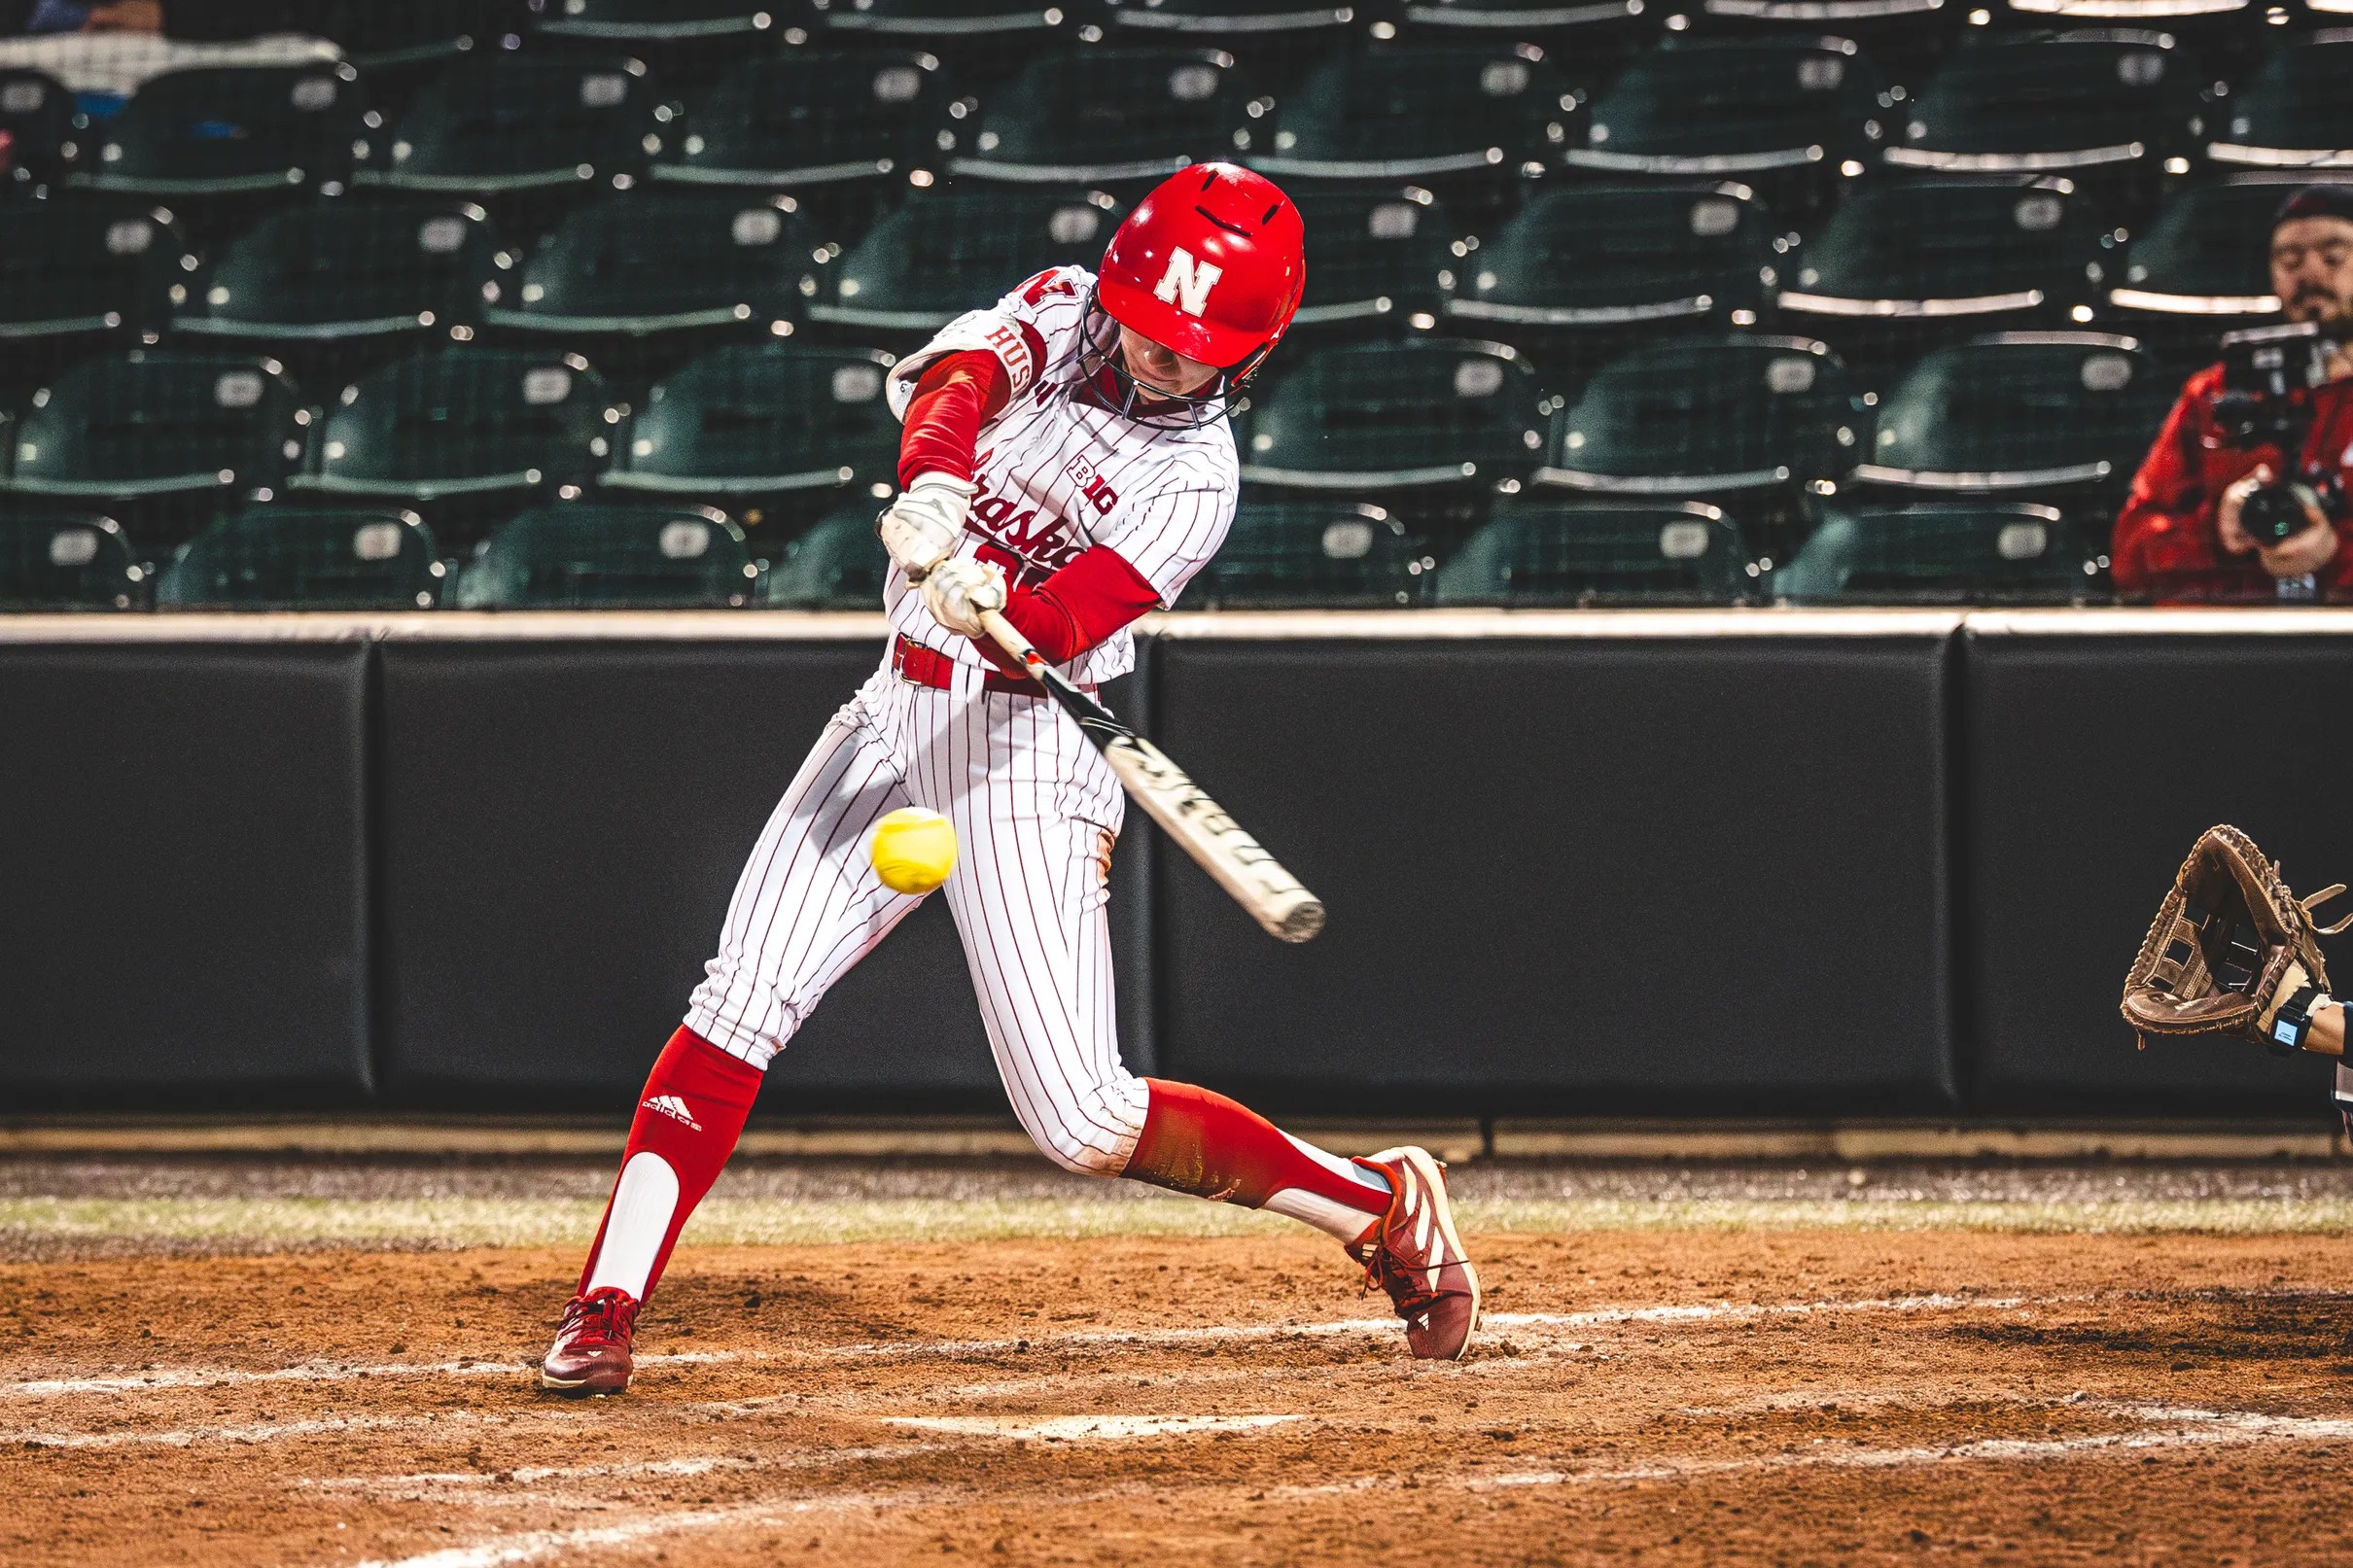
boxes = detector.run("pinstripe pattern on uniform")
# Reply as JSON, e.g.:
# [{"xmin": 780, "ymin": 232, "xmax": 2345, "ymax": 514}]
[
  {"xmin": 685, "ymin": 662, "xmax": 1148, "ymax": 1175},
  {"xmin": 883, "ymin": 265, "xmax": 1238, "ymax": 689}
]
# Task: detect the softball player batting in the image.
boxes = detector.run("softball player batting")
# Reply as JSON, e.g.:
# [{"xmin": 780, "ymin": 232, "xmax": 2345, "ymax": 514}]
[{"xmin": 540, "ymin": 164, "xmax": 1480, "ymax": 1395}]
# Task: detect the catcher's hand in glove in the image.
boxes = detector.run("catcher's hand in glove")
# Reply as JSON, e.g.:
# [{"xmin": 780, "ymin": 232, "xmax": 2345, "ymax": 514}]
[
  {"xmin": 875, "ymin": 472, "xmax": 975, "ymax": 582},
  {"xmin": 2121, "ymin": 823, "xmax": 2352, "ymax": 1054},
  {"xmin": 922, "ymin": 556, "xmax": 1006, "ymax": 638}
]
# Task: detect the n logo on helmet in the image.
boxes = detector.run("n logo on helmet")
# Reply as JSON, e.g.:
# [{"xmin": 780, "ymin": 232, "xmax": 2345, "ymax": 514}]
[{"xmin": 1153, "ymin": 247, "xmax": 1224, "ymax": 318}]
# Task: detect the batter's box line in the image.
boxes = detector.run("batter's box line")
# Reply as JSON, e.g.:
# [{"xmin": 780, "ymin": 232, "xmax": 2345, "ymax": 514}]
[
  {"xmin": 1457, "ymin": 1401, "xmax": 2353, "ymax": 1493},
  {"xmin": 2, "ymin": 1285, "xmax": 2310, "ymax": 1407},
  {"xmin": 316, "ymin": 1399, "xmax": 2353, "ymax": 1568}
]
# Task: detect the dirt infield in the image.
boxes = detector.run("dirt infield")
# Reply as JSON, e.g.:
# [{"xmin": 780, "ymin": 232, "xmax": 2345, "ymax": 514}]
[{"xmin": 9, "ymin": 1182, "xmax": 2353, "ymax": 1568}]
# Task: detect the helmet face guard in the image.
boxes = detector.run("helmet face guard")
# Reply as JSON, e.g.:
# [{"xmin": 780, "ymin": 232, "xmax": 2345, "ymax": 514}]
[
  {"xmin": 1086, "ymin": 162, "xmax": 1304, "ymax": 428},
  {"xmin": 1075, "ymin": 288, "xmax": 1253, "ymax": 429}
]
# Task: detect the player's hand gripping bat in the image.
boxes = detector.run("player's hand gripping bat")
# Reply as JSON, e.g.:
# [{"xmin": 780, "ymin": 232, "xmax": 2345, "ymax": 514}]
[{"xmin": 976, "ymin": 609, "xmax": 1325, "ymax": 943}]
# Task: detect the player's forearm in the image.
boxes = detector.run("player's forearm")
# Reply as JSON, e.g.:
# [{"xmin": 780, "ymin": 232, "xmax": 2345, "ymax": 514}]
[
  {"xmin": 898, "ymin": 352, "xmax": 1011, "ymax": 487},
  {"xmin": 984, "ymin": 544, "xmax": 1163, "ymax": 668},
  {"xmin": 2308, "ymin": 1003, "xmax": 2345, "ymax": 1057}
]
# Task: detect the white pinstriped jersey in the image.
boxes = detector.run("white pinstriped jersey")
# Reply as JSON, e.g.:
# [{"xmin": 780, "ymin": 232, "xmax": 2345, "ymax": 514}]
[{"xmin": 881, "ymin": 263, "xmax": 1239, "ymax": 687}]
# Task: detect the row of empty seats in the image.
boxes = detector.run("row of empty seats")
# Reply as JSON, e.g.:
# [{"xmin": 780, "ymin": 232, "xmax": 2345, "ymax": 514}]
[
  {"xmin": 0, "ymin": 493, "xmax": 2105, "ymax": 610},
  {"xmin": 0, "ymin": 333, "xmax": 2170, "ymax": 554},
  {"xmin": 0, "ymin": 171, "xmax": 2323, "ymax": 386},
  {"xmin": 8, "ymin": 30, "xmax": 2353, "ymax": 213}
]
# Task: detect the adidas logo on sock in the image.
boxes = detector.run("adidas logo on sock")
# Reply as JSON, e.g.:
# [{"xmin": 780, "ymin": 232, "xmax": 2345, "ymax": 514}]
[{"xmin": 641, "ymin": 1094, "xmax": 702, "ymax": 1132}]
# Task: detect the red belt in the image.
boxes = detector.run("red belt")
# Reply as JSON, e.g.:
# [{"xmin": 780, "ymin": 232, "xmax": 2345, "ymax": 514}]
[{"xmin": 892, "ymin": 635, "xmax": 1093, "ymax": 697}]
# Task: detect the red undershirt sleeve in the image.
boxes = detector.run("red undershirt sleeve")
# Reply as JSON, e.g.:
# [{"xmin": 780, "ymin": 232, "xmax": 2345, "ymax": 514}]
[
  {"xmin": 972, "ymin": 542, "xmax": 1164, "ymax": 674},
  {"xmin": 896, "ymin": 351, "xmax": 1011, "ymax": 487}
]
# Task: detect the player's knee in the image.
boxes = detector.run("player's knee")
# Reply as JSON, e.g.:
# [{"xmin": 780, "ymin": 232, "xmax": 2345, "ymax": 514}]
[{"xmin": 1029, "ymin": 1127, "xmax": 1127, "ymax": 1178}]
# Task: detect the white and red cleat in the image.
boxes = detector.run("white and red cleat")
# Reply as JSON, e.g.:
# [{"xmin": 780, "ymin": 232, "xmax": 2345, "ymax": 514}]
[
  {"xmin": 539, "ymin": 1286, "xmax": 639, "ymax": 1395},
  {"xmin": 1347, "ymin": 1146, "xmax": 1481, "ymax": 1360}
]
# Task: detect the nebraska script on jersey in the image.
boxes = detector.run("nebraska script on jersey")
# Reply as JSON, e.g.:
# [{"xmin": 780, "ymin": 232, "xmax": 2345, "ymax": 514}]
[{"xmin": 882, "ymin": 264, "xmax": 1239, "ymax": 687}]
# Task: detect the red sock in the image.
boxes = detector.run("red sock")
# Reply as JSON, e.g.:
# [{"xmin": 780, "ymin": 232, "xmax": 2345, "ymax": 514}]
[
  {"xmin": 578, "ymin": 1026, "xmax": 763, "ymax": 1303},
  {"xmin": 1122, "ymin": 1078, "xmax": 1392, "ymax": 1242}
]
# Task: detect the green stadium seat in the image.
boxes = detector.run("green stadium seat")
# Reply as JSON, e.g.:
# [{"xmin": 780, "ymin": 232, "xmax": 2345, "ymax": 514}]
[
  {"xmin": 1853, "ymin": 332, "xmax": 2171, "ymax": 495},
  {"xmin": 953, "ymin": 49, "xmax": 1255, "ymax": 186},
  {"xmin": 2108, "ymin": 174, "xmax": 2345, "ymax": 365},
  {"xmin": 652, "ymin": 52, "xmax": 957, "ymax": 191},
  {"xmin": 333, "ymin": 0, "xmax": 532, "ymax": 70},
  {"xmin": 1290, "ymin": 186, "xmax": 1463, "ymax": 331},
  {"xmin": 1099, "ymin": 0, "xmax": 1355, "ymax": 57},
  {"xmin": 603, "ymin": 343, "xmax": 901, "ymax": 500},
  {"xmin": 454, "ymin": 503, "xmax": 758, "ymax": 607},
  {"xmin": 1247, "ymin": 43, "xmax": 1576, "ymax": 188},
  {"xmin": 1992, "ymin": 1, "xmax": 2263, "ymax": 82},
  {"xmin": 482, "ymin": 192, "xmax": 819, "ymax": 340},
  {"xmin": 809, "ymin": 185, "xmax": 1124, "ymax": 334},
  {"xmin": 1188, "ymin": 500, "xmax": 1432, "ymax": 607},
  {"xmin": 1774, "ymin": 178, "xmax": 2105, "ymax": 381},
  {"xmin": 0, "ymin": 70, "xmax": 75, "ymax": 192},
  {"xmin": 1433, "ymin": 498, "xmax": 1753, "ymax": 606},
  {"xmin": 1241, "ymin": 338, "xmax": 1549, "ymax": 493},
  {"xmin": 355, "ymin": 52, "xmax": 669, "ymax": 194},
  {"xmin": 534, "ymin": 0, "xmax": 790, "ymax": 43},
  {"xmin": 0, "ymin": 512, "xmax": 145, "ymax": 610},
  {"xmin": 2207, "ymin": 33, "xmax": 2353, "ymax": 171},
  {"xmin": 0, "ymin": 201, "xmax": 191, "ymax": 344},
  {"xmin": 1438, "ymin": 183, "xmax": 1775, "ymax": 362},
  {"xmin": 761, "ymin": 502, "xmax": 890, "ymax": 608},
  {"xmin": 297, "ymin": 346, "xmax": 618, "ymax": 502},
  {"xmin": 1774, "ymin": 500, "xmax": 2092, "ymax": 603},
  {"xmin": 818, "ymin": 0, "xmax": 1073, "ymax": 53},
  {"xmin": 1883, "ymin": 31, "xmax": 2201, "ymax": 178},
  {"xmin": 1535, "ymin": 335, "xmax": 1862, "ymax": 497},
  {"xmin": 4, "ymin": 351, "xmax": 306, "ymax": 500},
  {"xmin": 155, "ymin": 506, "xmax": 446, "ymax": 609},
  {"xmin": 173, "ymin": 200, "xmax": 508, "ymax": 346},
  {"xmin": 1567, "ymin": 39, "xmax": 1886, "ymax": 200},
  {"xmin": 1401, "ymin": 0, "xmax": 1651, "ymax": 57},
  {"xmin": 73, "ymin": 63, "xmax": 367, "ymax": 197}
]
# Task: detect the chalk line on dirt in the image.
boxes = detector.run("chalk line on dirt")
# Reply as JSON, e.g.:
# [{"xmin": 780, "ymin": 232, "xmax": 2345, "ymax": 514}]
[
  {"xmin": 1471, "ymin": 1401, "xmax": 2353, "ymax": 1491},
  {"xmin": 0, "ymin": 1286, "xmax": 2237, "ymax": 1417},
  {"xmin": 347, "ymin": 1500, "xmax": 877, "ymax": 1568},
  {"xmin": 2, "ymin": 1350, "xmax": 733, "ymax": 1400},
  {"xmin": 9, "ymin": 1412, "xmax": 457, "ymax": 1450},
  {"xmin": 882, "ymin": 1412, "xmax": 1302, "ymax": 1442},
  {"xmin": 301, "ymin": 1444, "xmax": 942, "ymax": 1501}
]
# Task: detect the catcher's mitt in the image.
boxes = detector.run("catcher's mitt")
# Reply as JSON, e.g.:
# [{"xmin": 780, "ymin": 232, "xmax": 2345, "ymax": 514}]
[{"xmin": 2121, "ymin": 824, "xmax": 2351, "ymax": 1053}]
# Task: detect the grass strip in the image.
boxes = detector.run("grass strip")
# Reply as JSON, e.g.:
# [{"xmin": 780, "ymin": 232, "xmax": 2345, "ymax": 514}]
[{"xmin": 5, "ymin": 1194, "xmax": 2353, "ymax": 1255}]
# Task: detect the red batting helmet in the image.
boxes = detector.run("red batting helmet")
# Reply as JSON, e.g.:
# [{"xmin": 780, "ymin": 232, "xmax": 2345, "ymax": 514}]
[{"xmin": 1095, "ymin": 162, "xmax": 1305, "ymax": 388}]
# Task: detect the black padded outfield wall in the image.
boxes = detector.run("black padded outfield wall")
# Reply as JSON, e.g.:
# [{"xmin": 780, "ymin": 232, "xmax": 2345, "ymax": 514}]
[
  {"xmin": 1962, "ymin": 621, "xmax": 2353, "ymax": 1114},
  {"xmin": 375, "ymin": 636, "xmax": 1152, "ymax": 1111},
  {"xmin": 0, "ymin": 640, "xmax": 371, "ymax": 1104},
  {"xmin": 1147, "ymin": 630, "xmax": 1960, "ymax": 1116},
  {"xmin": 5, "ymin": 610, "xmax": 2352, "ymax": 1119}
]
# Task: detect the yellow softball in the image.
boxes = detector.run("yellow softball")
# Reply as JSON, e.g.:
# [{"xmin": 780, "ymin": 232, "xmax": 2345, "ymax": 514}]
[{"xmin": 869, "ymin": 807, "xmax": 959, "ymax": 895}]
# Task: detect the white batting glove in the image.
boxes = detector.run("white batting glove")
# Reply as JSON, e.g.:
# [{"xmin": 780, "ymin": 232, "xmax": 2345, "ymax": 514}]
[
  {"xmin": 875, "ymin": 471, "xmax": 975, "ymax": 582},
  {"xmin": 922, "ymin": 556, "xmax": 1006, "ymax": 638}
]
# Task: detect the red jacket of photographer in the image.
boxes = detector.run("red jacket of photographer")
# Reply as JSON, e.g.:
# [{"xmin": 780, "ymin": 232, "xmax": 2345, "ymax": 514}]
[{"xmin": 2112, "ymin": 364, "xmax": 2353, "ymax": 602}]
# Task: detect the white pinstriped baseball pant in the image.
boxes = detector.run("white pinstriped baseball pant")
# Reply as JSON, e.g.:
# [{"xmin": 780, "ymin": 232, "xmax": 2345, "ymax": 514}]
[{"xmin": 685, "ymin": 658, "xmax": 1151, "ymax": 1175}]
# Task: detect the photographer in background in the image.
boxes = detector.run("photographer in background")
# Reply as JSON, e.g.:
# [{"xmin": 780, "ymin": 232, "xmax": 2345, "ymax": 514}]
[{"xmin": 2114, "ymin": 186, "xmax": 2353, "ymax": 602}]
